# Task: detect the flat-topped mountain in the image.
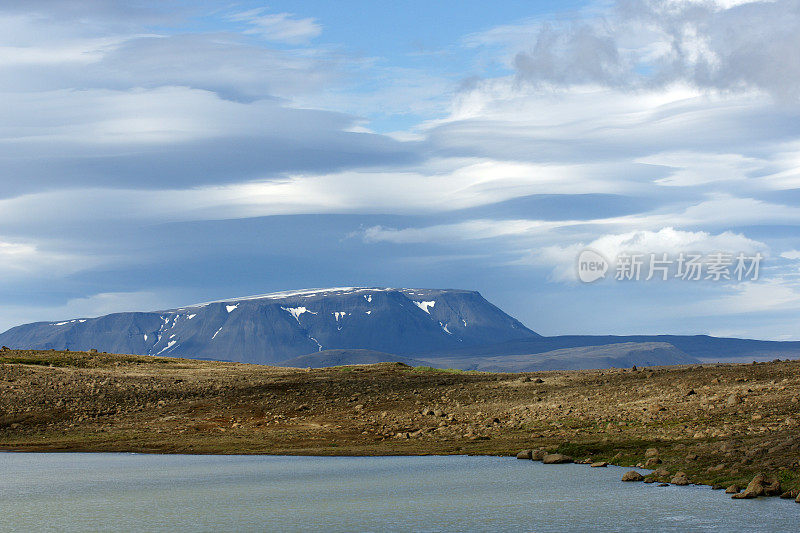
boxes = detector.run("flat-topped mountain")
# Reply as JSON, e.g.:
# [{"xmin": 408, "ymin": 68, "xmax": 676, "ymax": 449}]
[{"xmin": 0, "ymin": 288, "xmax": 539, "ymax": 365}]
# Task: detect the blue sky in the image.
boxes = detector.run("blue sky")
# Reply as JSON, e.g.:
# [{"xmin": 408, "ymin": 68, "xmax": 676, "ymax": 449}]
[{"xmin": 2, "ymin": 0, "xmax": 800, "ymax": 340}]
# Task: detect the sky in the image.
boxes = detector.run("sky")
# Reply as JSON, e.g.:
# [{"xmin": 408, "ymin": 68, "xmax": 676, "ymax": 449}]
[{"xmin": 2, "ymin": 0, "xmax": 800, "ymax": 339}]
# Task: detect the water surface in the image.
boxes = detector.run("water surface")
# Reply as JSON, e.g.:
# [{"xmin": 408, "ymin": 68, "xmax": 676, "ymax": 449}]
[{"xmin": 0, "ymin": 453, "xmax": 795, "ymax": 532}]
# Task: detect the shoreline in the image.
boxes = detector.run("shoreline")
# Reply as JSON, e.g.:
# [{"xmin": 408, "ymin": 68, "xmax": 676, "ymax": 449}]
[{"xmin": 1, "ymin": 349, "xmax": 799, "ymax": 502}]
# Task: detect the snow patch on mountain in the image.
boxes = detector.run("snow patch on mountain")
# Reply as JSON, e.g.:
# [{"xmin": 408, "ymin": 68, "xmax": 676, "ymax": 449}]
[
  {"xmin": 413, "ymin": 301, "xmax": 435, "ymax": 314},
  {"xmin": 157, "ymin": 340, "xmax": 177, "ymax": 354},
  {"xmin": 281, "ymin": 306, "xmax": 317, "ymax": 323}
]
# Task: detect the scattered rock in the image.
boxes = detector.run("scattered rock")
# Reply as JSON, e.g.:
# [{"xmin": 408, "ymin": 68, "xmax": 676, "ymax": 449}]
[
  {"xmin": 712, "ymin": 484, "xmax": 725, "ymax": 490},
  {"xmin": 686, "ymin": 453, "xmax": 699, "ymax": 461},
  {"xmin": 622, "ymin": 470, "xmax": 645, "ymax": 482},
  {"xmin": 726, "ymin": 394, "xmax": 741, "ymax": 406},
  {"xmin": 658, "ymin": 483, "xmax": 670, "ymax": 487},
  {"xmin": 533, "ymin": 378, "xmax": 544, "ymax": 383},
  {"xmin": 542, "ymin": 453, "xmax": 573, "ymax": 464},
  {"xmin": 645, "ymin": 457, "xmax": 662, "ymax": 467},
  {"xmin": 779, "ymin": 490, "xmax": 797, "ymax": 499},
  {"xmin": 731, "ymin": 473, "xmax": 781, "ymax": 499},
  {"xmin": 643, "ymin": 478, "xmax": 655, "ymax": 483},
  {"xmin": 484, "ymin": 417, "xmax": 500, "ymax": 427},
  {"xmin": 531, "ymin": 449, "xmax": 547, "ymax": 461},
  {"xmin": 652, "ymin": 468, "xmax": 670, "ymax": 478},
  {"xmin": 671, "ymin": 472, "xmax": 690, "ymax": 486},
  {"xmin": 516, "ymin": 449, "xmax": 533, "ymax": 460},
  {"xmin": 590, "ymin": 461, "xmax": 608, "ymax": 468}
]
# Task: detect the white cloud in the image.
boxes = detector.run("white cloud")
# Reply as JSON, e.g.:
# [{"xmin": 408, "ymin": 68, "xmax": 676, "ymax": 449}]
[
  {"xmin": 780, "ymin": 250, "xmax": 800, "ymax": 260},
  {"xmin": 360, "ymin": 219, "xmax": 566, "ymax": 244},
  {"xmin": 533, "ymin": 227, "xmax": 767, "ymax": 281},
  {"xmin": 689, "ymin": 277, "xmax": 800, "ymax": 316},
  {"xmin": 641, "ymin": 151, "xmax": 764, "ymax": 187},
  {"xmin": 0, "ymin": 158, "xmax": 640, "ymax": 232},
  {"xmin": 0, "ymin": 291, "xmax": 178, "ymax": 333},
  {"xmin": 609, "ymin": 195, "xmax": 800, "ymax": 230},
  {"xmin": 0, "ymin": 238, "xmax": 105, "ymax": 279},
  {"xmin": 229, "ymin": 9, "xmax": 321, "ymax": 44},
  {"xmin": 475, "ymin": 0, "xmax": 800, "ymax": 101}
]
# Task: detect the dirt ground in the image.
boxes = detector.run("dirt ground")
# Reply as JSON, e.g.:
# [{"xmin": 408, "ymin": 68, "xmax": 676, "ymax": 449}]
[{"xmin": 1, "ymin": 349, "xmax": 799, "ymax": 497}]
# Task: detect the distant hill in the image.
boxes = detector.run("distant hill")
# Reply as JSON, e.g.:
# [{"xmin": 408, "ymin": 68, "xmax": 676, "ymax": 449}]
[
  {"xmin": 420, "ymin": 335, "xmax": 800, "ymax": 364},
  {"xmin": 426, "ymin": 342, "xmax": 698, "ymax": 372},
  {"xmin": 0, "ymin": 288, "xmax": 538, "ymax": 365},
  {"xmin": 282, "ymin": 349, "xmax": 426, "ymax": 368}
]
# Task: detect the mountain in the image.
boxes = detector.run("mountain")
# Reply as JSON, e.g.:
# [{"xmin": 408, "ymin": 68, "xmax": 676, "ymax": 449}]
[
  {"xmin": 425, "ymin": 342, "xmax": 699, "ymax": 372},
  {"xmin": 3, "ymin": 286, "xmax": 800, "ymax": 370},
  {"xmin": 0, "ymin": 288, "xmax": 539, "ymax": 365}
]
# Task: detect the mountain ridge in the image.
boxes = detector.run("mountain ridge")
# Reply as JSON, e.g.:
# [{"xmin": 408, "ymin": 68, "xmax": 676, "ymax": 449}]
[
  {"xmin": 3, "ymin": 287, "xmax": 800, "ymax": 370},
  {"xmin": 0, "ymin": 287, "xmax": 539, "ymax": 365}
]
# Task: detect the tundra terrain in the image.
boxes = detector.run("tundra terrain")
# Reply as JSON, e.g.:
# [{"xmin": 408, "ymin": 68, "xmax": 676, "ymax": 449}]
[{"xmin": 1, "ymin": 348, "xmax": 798, "ymax": 497}]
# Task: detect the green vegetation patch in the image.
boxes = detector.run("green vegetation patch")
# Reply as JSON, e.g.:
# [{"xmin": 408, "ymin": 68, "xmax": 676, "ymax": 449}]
[{"xmin": 409, "ymin": 366, "xmax": 478, "ymax": 374}]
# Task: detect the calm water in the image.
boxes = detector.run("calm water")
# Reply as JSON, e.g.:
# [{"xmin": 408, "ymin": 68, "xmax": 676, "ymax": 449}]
[{"xmin": 0, "ymin": 453, "xmax": 796, "ymax": 532}]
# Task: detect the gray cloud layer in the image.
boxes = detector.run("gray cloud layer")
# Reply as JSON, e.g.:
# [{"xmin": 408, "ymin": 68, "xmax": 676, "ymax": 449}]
[{"xmin": 512, "ymin": 0, "xmax": 800, "ymax": 100}]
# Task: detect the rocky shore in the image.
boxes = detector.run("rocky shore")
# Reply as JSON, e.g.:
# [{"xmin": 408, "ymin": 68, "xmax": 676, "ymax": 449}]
[
  {"xmin": 1, "ymin": 348, "xmax": 798, "ymax": 502},
  {"xmin": 517, "ymin": 446, "xmax": 800, "ymax": 503}
]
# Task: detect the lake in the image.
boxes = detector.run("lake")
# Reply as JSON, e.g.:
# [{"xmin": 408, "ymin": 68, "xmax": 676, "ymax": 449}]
[{"xmin": 0, "ymin": 453, "xmax": 795, "ymax": 532}]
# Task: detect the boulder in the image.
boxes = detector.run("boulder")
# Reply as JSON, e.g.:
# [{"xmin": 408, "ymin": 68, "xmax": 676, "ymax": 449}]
[
  {"xmin": 622, "ymin": 470, "xmax": 645, "ymax": 482},
  {"xmin": 726, "ymin": 394, "xmax": 741, "ymax": 406},
  {"xmin": 516, "ymin": 449, "xmax": 533, "ymax": 460},
  {"xmin": 731, "ymin": 473, "xmax": 781, "ymax": 499},
  {"xmin": 671, "ymin": 472, "xmax": 690, "ymax": 486},
  {"xmin": 645, "ymin": 457, "xmax": 662, "ymax": 467},
  {"xmin": 644, "ymin": 448, "xmax": 659, "ymax": 458},
  {"xmin": 542, "ymin": 453, "xmax": 573, "ymax": 464},
  {"xmin": 590, "ymin": 461, "xmax": 608, "ymax": 468},
  {"xmin": 725, "ymin": 485, "xmax": 741, "ymax": 494},
  {"xmin": 531, "ymin": 449, "xmax": 547, "ymax": 461},
  {"xmin": 779, "ymin": 490, "xmax": 797, "ymax": 499},
  {"xmin": 796, "ymin": 492, "xmax": 800, "ymax": 504}
]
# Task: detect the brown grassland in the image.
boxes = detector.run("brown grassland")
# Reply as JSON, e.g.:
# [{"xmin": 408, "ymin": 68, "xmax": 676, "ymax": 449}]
[{"xmin": 1, "ymin": 348, "xmax": 798, "ymax": 499}]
